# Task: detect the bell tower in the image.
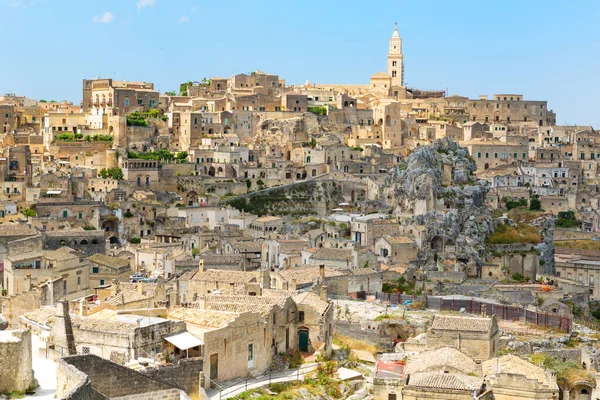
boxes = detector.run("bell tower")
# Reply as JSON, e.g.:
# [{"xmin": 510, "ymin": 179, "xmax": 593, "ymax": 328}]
[{"xmin": 387, "ymin": 22, "xmax": 404, "ymax": 87}]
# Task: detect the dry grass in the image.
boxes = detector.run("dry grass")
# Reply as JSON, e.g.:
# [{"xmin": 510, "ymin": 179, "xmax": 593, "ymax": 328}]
[
  {"xmin": 488, "ymin": 223, "xmax": 541, "ymax": 244},
  {"xmin": 333, "ymin": 334, "xmax": 377, "ymax": 355},
  {"xmin": 555, "ymin": 240, "xmax": 600, "ymax": 250},
  {"xmin": 507, "ymin": 208, "xmax": 547, "ymax": 223}
]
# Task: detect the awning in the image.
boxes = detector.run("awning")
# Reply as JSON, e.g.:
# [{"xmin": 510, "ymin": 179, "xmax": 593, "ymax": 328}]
[
  {"xmin": 164, "ymin": 331, "xmax": 204, "ymax": 350},
  {"xmin": 46, "ymin": 190, "xmax": 62, "ymax": 195}
]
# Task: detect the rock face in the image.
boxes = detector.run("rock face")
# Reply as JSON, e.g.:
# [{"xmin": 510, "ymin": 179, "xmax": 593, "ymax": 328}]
[
  {"xmin": 536, "ymin": 216, "xmax": 556, "ymax": 275},
  {"xmin": 253, "ymin": 113, "xmax": 320, "ymax": 148},
  {"xmin": 385, "ymin": 139, "xmax": 493, "ymax": 272}
]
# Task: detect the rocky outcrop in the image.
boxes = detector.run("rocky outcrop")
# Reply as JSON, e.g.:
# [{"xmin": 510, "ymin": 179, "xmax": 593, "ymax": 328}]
[
  {"xmin": 253, "ymin": 113, "xmax": 320, "ymax": 148},
  {"xmin": 536, "ymin": 216, "xmax": 556, "ymax": 275},
  {"xmin": 385, "ymin": 139, "xmax": 493, "ymax": 272}
]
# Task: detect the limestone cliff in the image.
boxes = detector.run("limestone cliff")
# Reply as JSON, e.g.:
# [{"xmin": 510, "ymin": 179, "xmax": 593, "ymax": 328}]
[{"xmin": 385, "ymin": 139, "xmax": 493, "ymax": 272}]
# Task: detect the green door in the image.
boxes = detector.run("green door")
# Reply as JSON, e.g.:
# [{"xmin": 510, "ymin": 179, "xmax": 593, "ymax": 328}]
[{"xmin": 298, "ymin": 329, "xmax": 309, "ymax": 352}]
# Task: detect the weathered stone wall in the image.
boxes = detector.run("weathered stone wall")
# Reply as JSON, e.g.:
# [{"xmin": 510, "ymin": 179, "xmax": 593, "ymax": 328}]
[
  {"xmin": 138, "ymin": 357, "xmax": 202, "ymax": 399},
  {"xmin": 0, "ymin": 329, "xmax": 36, "ymax": 393},
  {"xmin": 58, "ymin": 354, "xmax": 183, "ymax": 399},
  {"xmin": 0, "ymin": 290, "xmax": 41, "ymax": 327},
  {"xmin": 426, "ymin": 271, "xmax": 466, "ymax": 283},
  {"xmin": 56, "ymin": 358, "xmax": 93, "ymax": 400}
]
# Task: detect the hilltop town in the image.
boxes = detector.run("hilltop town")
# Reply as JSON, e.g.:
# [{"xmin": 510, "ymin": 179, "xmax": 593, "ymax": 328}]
[{"xmin": 0, "ymin": 24, "xmax": 600, "ymax": 400}]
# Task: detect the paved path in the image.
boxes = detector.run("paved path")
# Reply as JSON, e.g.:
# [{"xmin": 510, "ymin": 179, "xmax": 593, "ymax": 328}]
[
  {"xmin": 206, "ymin": 363, "xmax": 319, "ymax": 400},
  {"xmin": 218, "ymin": 173, "xmax": 330, "ymax": 204}
]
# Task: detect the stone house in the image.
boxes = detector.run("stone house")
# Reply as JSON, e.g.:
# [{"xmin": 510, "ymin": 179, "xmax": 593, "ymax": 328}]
[
  {"xmin": 302, "ymin": 247, "xmax": 358, "ymax": 269},
  {"xmin": 22, "ymin": 304, "xmax": 186, "ymax": 363},
  {"xmin": 292, "ymin": 291, "xmax": 333, "ymax": 353},
  {"xmin": 347, "ymin": 267, "xmax": 383, "ymax": 296},
  {"xmin": 43, "ymin": 229, "xmax": 107, "ymax": 256},
  {"xmin": 261, "ymin": 239, "xmax": 307, "ymax": 270},
  {"xmin": 402, "ymin": 372, "xmax": 486, "ymax": 400},
  {"xmin": 247, "ymin": 216, "xmax": 283, "ymax": 239},
  {"xmin": 482, "ymin": 354, "xmax": 559, "ymax": 400},
  {"xmin": 464, "ymin": 137, "xmax": 528, "ymax": 171},
  {"xmin": 198, "ymin": 253, "xmax": 245, "ymax": 271},
  {"xmin": 4, "ymin": 247, "xmax": 90, "ymax": 299},
  {"xmin": 87, "ymin": 253, "xmax": 131, "ymax": 288},
  {"xmin": 187, "ymin": 267, "xmax": 267, "ymax": 297},
  {"xmin": 427, "ymin": 315, "xmax": 499, "ymax": 361},
  {"xmin": 169, "ymin": 308, "xmax": 268, "ymax": 389},
  {"xmin": 351, "ymin": 215, "xmax": 399, "ymax": 247},
  {"xmin": 375, "ymin": 236, "xmax": 419, "ymax": 265},
  {"xmin": 272, "ymin": 265, "xmax": 347, "ymax": 296}
]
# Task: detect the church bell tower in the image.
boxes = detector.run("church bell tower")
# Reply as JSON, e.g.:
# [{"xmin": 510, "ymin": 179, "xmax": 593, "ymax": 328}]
[{"xmin": 387, "ymin": 22, "xmax": 404, "ymax": 87}]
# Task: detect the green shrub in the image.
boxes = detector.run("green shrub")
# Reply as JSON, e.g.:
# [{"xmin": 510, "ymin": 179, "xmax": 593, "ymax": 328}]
[
  {"xmin": 129, "ymin": 237, "xmax": 141, "ymax": 244},
  {"xmin": 307, "ymin": 106, "xmax": 327, "ymax": 116}
]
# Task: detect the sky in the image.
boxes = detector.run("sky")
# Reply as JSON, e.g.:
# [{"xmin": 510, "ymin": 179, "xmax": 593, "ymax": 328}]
[{"xmin": 1, "ymin": 0, "xmax": 599, "ymax": 127}]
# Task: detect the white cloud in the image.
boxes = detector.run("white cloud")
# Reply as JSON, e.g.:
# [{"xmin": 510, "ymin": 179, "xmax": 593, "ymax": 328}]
[
  {"xmin": 92, "ymin": 11, "xmax": 114, "ymax": 23},
  {"xmin": 179, "ymin": 15, "xmax": 189, "ymax": 23},
  {"xmin": 136, "ymin": 0, "xmax": 156, "ymax": 10}
]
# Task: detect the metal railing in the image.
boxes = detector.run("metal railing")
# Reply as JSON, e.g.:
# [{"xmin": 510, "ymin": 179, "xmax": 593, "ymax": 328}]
[{"xmin": 217, "ymin": 363, "xmax": 318, "ymax": 399}]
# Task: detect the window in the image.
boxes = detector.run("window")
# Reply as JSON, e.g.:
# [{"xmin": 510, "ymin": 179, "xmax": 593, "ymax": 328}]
[
  {"xmin": 82, "ymin": 347, "xmax": 90, "ymax": 355},
  {"xmin": 78, "ymin": 212, "xmax": 83, "ymax": 219},
  {"xmin": 477, "ymin": 152, "xmax": 481, "ymax": 158},
  {"xmin": 77, "ymin": 276, "xmax": 81, "ymax": 286},
  {"xmin": 299, "ymin": 311, "xmax": 305, "ymax": 322},
  {"xmin": 485, "ymin": 152, "xmax": 489, "ymax": 158},
  {"xmin": 125, "ymin": 99, "xmax": 129, "ymax": 107},
  {"xmin": 92, "ymin": 267, "xmax": 99, "ymax": 274},
  {"xmin": 100, "ymin": 279, "xmax": 104, "ymax": 285},
  {"xmin": 522, "ymin": 153, "xmax": 526, "ymax": 159},
  {"xmin": 137, "ymin": 99, "xmax": 143, "ymax": 105},
  {"xmin": 494, "ymin": 153, "xmax": 498, "ymax": 158}
]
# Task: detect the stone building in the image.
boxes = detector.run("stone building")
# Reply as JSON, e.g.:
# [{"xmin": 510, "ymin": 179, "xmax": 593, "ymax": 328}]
[
  {"xmin": 44, "ymin": 229, "xmax": 107, "ymax": 256},
  {"xmin": 427, "ymin": 315, "xmax": 499, "ymax": 361},
  {"xmin": 87, "ymin": 253, "xmax": 131, "ymax": 288},
  {"xmin": 483, "ymin": 354, "xmax": 559, "ymax": 400},
  {"xmin": 169, "ymin": 308, "xmax": 267, "ymax": 389},
  {"xmin": 82, "ymin": 78, "xmax": 159, "ymax": 116},
  {"xmin": 375, "ymin": 235, "xmax": 419, "ymax": 265}
]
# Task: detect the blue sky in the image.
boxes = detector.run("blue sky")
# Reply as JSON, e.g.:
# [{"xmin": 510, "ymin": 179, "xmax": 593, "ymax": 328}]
[{"xmin": 1, "ymin": 0, "xmax": 599, "ymax": 127}]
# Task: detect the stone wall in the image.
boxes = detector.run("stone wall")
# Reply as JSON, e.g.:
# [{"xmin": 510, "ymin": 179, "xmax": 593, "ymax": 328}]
[
  {"xmin": 56, "ymin": 358, "xmax": 93, "ymax": 400},
  {"xmin": 0, "ymin": 329, "xmax": 36, "ymax": 393},
  {"xmin": 58, "ymin": 354, "xmax": 184, "ymax": 399},
  {"xmin": 426, "ymin": 271, "xmax": 466, "ymax": 283},
  {"xmin": 138, "ymin": 357, "xmax": 202, "ymax": 399},
  {"xmin": 0, "ymin": 290, "xmax": 41, "ymax": 327}
]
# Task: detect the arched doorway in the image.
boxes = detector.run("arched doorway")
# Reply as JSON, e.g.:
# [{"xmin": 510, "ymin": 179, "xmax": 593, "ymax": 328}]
[{"xmin": 484, "ymin": 163, "xmax": 489, "ymax": 170}]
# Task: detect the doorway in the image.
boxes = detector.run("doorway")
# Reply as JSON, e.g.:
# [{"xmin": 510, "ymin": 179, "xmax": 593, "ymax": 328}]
[
  {"xmin": 209, "ymin": 353, "xmax": 218, "ymax": 382},
  {"xmin": 247, "ymin": 343, "xmax": 255, "ymax": 369},
  {"xmin": 298, "ymin": 329, "xmax": 309, "ymax": 352}
]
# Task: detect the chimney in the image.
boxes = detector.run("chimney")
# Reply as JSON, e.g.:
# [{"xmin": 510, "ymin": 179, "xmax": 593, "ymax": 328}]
[
  {"xmin": 137, "ymin": 280, "xmax": 143, "ymax": 296},
  {"xmin": 319, "ymin": 264, "xmax": 325, "ymax": 280},
  {"xmin": 321, "ymin": 285, "xmax": 328, "ymax": 302},
  {"xmin": 198, "ymin": 259, "xmax": 205, "ymax": 272},
  {"xmin": 109, "ymin": 279, "xmax": 119, "ymax": 297}
]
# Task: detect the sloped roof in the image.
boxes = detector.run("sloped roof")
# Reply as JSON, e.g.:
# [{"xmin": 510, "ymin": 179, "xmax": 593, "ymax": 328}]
[
  {"xmin": 312, "ymin": 248, "xmax": 353, "ymax": 261},
  {"xmin": 277, "ymin": 266, "xmax": 345, "ymax": 286},
  {"xmin": 407, "ymin": 372, "xmax": 482, "ymax": 391},
  {"xmin": 87, "ymin": 254, "xmax": 130, "ymax": 269},
  {"xmin": 430, "ymin": 315, "xmax": 494, "ymax": 333},
  {"xmin": 293, "ymin": 292, "xmax": 329, "ymax": 315},
  {"xmin": 406, "ymin": 347, "xmax": 476, "ymax": 375},
  {"xmin": 482, "ymin": 355, "xmax": 557, "ymax": 389},
  {"xmin": 191, "ymin": 269, "xmax": 257, "ymax": 283}
]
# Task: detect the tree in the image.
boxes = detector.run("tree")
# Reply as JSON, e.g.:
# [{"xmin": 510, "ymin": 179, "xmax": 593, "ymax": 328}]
[
  {"xmin": 98, "ymin": 168, "xmax": 109, "ymax": 179},
  {"xmin": 176, "ymin": 151, "xmax": 188, "ymax": 160},
  {"xmin": 108, "ymin": 167, "xmax": 124, "ymax": 180},
  {"xmin": 256, "ymin": 179, "xmax": 265, "ymax": 189},
  {"xmin": 529, "ymin": 198, "xmax": 541, "ymax": 211},
  {"xmin": 23, "ymin": 208, "xmax": 36, "ymax": 217},
  {"xmin": 165, "ymin": 91, "xmax": 176, "ymax": 96},
  {"xmin": 39, "ymin": 99, "xmax": 47, "ymax": 103},
  {"xmin": 246, "ymin": 179, "xmax": 252, "ymax": 191}
]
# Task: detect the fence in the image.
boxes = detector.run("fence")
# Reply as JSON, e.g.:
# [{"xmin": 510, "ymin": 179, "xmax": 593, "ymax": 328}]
[
  {"xmin": 375, "ymin": 292, "xmax": 572, "ymax": 333},
  {"xmin": 216, "ymin": 363, "xmax": 319, "ymax": 399}
]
